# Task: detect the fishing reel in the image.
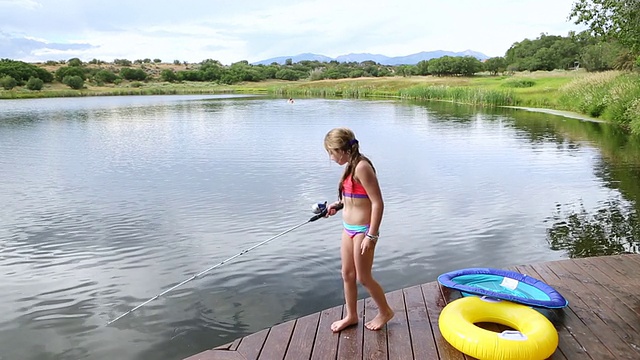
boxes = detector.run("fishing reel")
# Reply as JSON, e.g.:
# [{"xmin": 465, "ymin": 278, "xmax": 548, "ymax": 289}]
[
  {"xmin": 311, "ymin": 201, "xmax": 344, "ymax": 214},
  {"xmin": 311, "ymin": 202, "xmax": 328, "ymax": 214}
]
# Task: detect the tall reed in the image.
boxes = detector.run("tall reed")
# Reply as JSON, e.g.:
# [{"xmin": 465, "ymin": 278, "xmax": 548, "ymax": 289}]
[
  {"xmin": 558, "ymin": 71, "xmax": 640, "ymax": 133},
  {"xmin": 400, "ymin": 85, "xmax": 517, "ymax": 107}
]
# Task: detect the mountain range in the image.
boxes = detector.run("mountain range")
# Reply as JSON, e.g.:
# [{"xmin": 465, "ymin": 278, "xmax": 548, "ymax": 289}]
[{"xmin": 252, "ymin": 50, "xmax": 491, "ymax": 66}]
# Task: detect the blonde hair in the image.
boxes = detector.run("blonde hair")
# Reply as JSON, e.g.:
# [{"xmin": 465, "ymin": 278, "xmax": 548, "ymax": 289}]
[{"xmin": 324, "ymin": 127, "xmax": 375, "ymax": 201}]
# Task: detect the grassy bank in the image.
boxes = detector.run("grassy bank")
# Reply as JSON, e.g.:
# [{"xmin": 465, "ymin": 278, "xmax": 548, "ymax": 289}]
[
  {"xmin": 0, "ymin": 81, "xmax": 237, "ymax": 99},
  {"xmin": 242, "ymin": 71, "xmax": 577, "ymax": 108},
  {"xmin": 557, "ymin": 71, "xmax": 640, "ymax": 133}
]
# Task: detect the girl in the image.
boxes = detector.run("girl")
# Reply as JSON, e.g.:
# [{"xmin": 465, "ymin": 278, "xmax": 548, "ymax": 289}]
[{"xmin": 324, "ymin": 127, "xmax": 394, "ymax": 332}]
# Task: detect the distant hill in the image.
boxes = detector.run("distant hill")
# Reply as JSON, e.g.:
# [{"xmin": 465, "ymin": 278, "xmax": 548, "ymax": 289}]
[{"xmin": 252, "ymin": 50, "xmax": 491, "ymax": 66}]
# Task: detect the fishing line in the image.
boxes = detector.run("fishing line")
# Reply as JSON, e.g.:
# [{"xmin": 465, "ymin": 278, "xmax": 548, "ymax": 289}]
[{"xmin": 107, "ymin": 202, "xmax": 341, "ymax": 325}]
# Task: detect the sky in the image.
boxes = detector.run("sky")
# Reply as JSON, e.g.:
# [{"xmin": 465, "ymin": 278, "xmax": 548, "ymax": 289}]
[{"xmin": 0, "ymin": 0, "xmax": 587, "ymax": 65}]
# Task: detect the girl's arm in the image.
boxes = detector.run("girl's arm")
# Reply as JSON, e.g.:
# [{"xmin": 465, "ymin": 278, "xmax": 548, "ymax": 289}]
[{"xmin": 356, "ymin": 161, "xmax": 383, "ymax": 236}]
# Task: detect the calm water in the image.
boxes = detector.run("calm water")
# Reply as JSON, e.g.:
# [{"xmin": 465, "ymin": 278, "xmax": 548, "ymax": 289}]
[{"xmin": 1, "ymin": 95, "xmax": 639, "ymax": 360}]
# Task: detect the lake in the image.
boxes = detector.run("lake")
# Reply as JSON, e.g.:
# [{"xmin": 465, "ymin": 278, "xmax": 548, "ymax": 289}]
[{"xmin": 1, "ymin": 94, "xmax": 639, "ymax": 360}]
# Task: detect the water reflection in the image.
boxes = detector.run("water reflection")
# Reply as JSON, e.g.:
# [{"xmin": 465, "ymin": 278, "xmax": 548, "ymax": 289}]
[{"xmin": 546, "ymin": 198, "xmax": 640, "ymax": 257}]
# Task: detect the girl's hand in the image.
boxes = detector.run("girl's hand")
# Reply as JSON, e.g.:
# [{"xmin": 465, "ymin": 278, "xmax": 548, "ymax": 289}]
[
  {"xmin": 361, "ymin": 238, "xmax": 376, "ymax": 255},
  {"xmin": 325, "ymin": 202, "xmax": 341, "ymax": 217}
]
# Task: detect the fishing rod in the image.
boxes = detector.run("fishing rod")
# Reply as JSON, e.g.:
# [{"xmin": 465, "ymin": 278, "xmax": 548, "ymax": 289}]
[{"xmin": 106, "ymin": 201, "xmax": 342, "ymax": 325}]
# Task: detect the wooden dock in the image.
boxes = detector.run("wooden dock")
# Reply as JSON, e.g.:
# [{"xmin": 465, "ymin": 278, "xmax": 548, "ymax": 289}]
[{"xmin": 184, "ymin": 254, "xmax": 640, "ymax": 360}]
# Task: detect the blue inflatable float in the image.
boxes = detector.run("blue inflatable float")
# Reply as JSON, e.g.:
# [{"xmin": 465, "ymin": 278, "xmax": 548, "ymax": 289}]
[{"xmin": 437, "ymin": 267, "xmax": 568, "ymax": 309}]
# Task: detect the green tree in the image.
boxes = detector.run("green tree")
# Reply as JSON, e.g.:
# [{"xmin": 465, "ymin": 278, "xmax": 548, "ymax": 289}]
[
  {"xmin": 67, "ymin": 58, "xmax": 83, "ymax": 67},
  {"xmin": 414, "ymin": 60, "xmax": 431, "ymax": 75},
  {"xmin": 160, "ymin": 69, "xmax": 178, "ymax": 82},
  {"xmin": 120, "ymin": 68, "xmax": 147, "ymax": 81},
  {"xmin": 114, "ymin": 59, "xmax": 132, "ymax": 66},
  {"xmin": 570, "ymin": 0, "xmax": 640, "ymax": 52},
  {"xmin": 580, "ymin": 42, "xmax": 620, "ymax": 71},
  {"xmin": 485, "ymin": 57, "xmax": 507, "ymax": 75},
  {"xmin": 457, "ymin": 56, "xmax": 484, "ymax": 76},
  {"xmin": 63, "ymin": 75, "xmax": 84, "ymax": 89},
  {"xmin": 26, "ymin": 76, "xmax": 44, "ymax": 90},
  {"xmin": 275, "ymin": 68, "xmax": 302, "ymax": 81},
  {"xmin": 177, "ymin": 70, "xmax": 204, "ymax": 81},
  {"xmin": 0, "ymin": 75, "xmax": 17, "ymax": 89},
  {"xmin": 94, "ymin": 69, "xmax": 118, "ymax": 83},
  {"xmin": 396, "ymin": 65, "xmax": 413, "ymax": 77},
  {"xmin": 55, "ymin": 66, "xmax": 85, "ymax": 82},
  {"xmin": 0, "ymin": 59, "xmax": 53, "ymax": 83}
]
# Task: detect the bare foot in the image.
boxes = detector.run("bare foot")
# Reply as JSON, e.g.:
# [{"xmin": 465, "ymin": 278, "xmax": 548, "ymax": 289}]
[
  {"xmin": 331, "ymin": 317, "xmax": 359, "ymax": 333},
  {"xmin": 365, "ymin": 310, "xmax": 394, "ymax": 331}
]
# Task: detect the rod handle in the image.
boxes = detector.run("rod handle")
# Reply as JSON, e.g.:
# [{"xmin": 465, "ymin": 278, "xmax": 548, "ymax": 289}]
[{"xmin": 309, "ymin": 202, "xmax": 343, "ymax": 222}]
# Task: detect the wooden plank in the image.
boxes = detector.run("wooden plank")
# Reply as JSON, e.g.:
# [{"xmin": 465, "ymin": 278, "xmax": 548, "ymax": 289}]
[
  {"xmin": 183, "ymin": 255, "xmax": 640, "ymax": 360},
  {"xmin": 237, "ymin": 328, "xmax": 269, "ymax": 360},
  {"xmin": 363, "ymin": 296, "xmax": 388, "ymax": 360},
  {"xmin": 596, "ymin": 255, "xmax": 640, "ymax": 286},
  {"xmin": 517, "ymin": 265, "xmax": 595, "ymax": 359},
  {"xmin": 514, "ymin": 264, "xmax": 581, "ymax": 360},
  {"xmin": 557, "ymin": 258, "xmax": 640, "ymax": 356},
  {"xmin": 527, "ymin": 262, "xmax": 616, "ymax": 359},
  {"xmin": 227, "ymin": 338, "xmax": 242, "ymax": 352},
  {"xmin": 421, "ymin": 281, "xmax": 466, "ymax": 360},
  {"xmin": 386, "ymin": 289, "xmax": 413, "ymax": 360},
  {"xmin": 575, "ymin": 257, "xmax": 640, "ymax": 317},
  {"xmin": 213, "ymin": 342, "xmax": 233, "ymax": 351},
  {"xmin": 622, "ymin": 253, "xmax": 640, "ymax": 268},
  {"xmin": 284, "ymin": 312, "xmax": 321, "ymax": 360},
  {"xmin": 310, "ymin": 305, "xmax": 343, "ymax": 360},
  {"xmin": 183, "ymin": 350, "xmax": 245, "ymax": 360},
  {"xmin": 547, "ymin": 260, "xmax": 639, "ymax": 359},
  {"xmin": 258, "ymin": 320, "xmax": 296, "ymax": 360},
  {"xmin": 336, "ymin": 299, "xmax": 365, "ymax": 360},
  {"xmin": 403, "ymin": 285, "xmax": 438, "ymax": 360}
]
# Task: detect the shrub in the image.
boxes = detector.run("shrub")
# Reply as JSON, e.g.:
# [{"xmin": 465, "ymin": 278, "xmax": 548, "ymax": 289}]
[
  {"xmin": 502, "ymin": 79, "xmax": 536, "ymax": 88},
  {"xmin": 120, "ymin": 68, "xmax": 147, "ymax": 81},
  {"xmin": 114, "ymin": 58, "xmax": 132, "ymax": 66},
  {"xmin": 0, "ymin": 59, "xmax": 53, "ymax": 83},
  {"xmin": 26, "ymin": 76, "xmax": 44, "ymax": 90},
  {"xmin": 0, "ymin": 75, "xmax": 17, "ymax": 89},
  {"xmin": 67, "ymin": 58, "xmax": 83, "ymax": 67},
  {"xmin": 63, "ymin": 75, "xmax": 84, "ymax": 89},
  {"xmin": 275, "ymin": 69, "xmax": 303, "ymax": 81},
  {"xmin": 94, "ymin": 69, "xmax": 118, "ymax": 83},
  {"xmin": 55, "ymin": 66, "xmax": 85, "ymax": 82},
  {"xmin": 160, "ymin": 69, "xmax": 178, "ymax": 82}
]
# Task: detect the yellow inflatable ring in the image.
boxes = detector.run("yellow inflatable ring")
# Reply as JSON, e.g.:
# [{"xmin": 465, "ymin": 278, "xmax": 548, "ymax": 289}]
[{"xmin": 438, "ymin": 296, "xmax": 558, "ymax": 360}]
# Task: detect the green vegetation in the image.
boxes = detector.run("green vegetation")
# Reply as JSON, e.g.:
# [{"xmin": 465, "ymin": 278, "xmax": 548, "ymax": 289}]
[
  {"xmin": 558, "ymin": 71, "xmax": 640, "ymax": 131},
  {"xmin": 570, "ymin": 0, "xmax": 640, "ymax": 53},
  {"xmin": 0, "ymin": 2, "xmax": 638, "ymax": 132}
]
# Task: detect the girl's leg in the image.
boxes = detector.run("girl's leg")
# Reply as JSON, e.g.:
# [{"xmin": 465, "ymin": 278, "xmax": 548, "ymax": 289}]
[
  {"xmin": 353, "ymin": 234, "xmax": 394, "ymax": 330},
  {"xmin": 331, "ymin": 231, "xmax": 359, "ymax": 332}
]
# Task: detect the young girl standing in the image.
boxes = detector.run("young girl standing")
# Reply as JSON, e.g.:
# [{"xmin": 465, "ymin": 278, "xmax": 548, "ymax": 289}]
[{"xmin": 324, "ymin": 127, "xmax": 394, "ymax": 332}]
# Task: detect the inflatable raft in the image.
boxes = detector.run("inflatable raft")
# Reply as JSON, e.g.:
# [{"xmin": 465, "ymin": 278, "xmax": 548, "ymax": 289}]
[{"xmin": 437, "ymin": 267, "xmax": 568, "ymax": 308}]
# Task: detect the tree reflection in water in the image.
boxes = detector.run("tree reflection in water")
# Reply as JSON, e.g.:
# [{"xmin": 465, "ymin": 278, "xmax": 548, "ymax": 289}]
[{"xmin": 546, "ymin": 198, "xmax": 640, "ymax": 258}]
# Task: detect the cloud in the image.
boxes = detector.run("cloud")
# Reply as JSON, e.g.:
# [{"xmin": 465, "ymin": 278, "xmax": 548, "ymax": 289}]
[
  {"xmin": 0, "ymin": 0, "xmax": 585, "ymax": 64},
  {"xmin": 0, "ymin": 0, "xmax": 41, "ymax": 10},
  {"xmin": 0, "ymin": 32, "xmax": 95, "ymax": 60}
]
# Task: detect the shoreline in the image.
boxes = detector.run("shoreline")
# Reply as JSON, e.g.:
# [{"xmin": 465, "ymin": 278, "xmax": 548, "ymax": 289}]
[{"xmin": 501, "ymin": 106, "xmax": 606, "ymax": 123}]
